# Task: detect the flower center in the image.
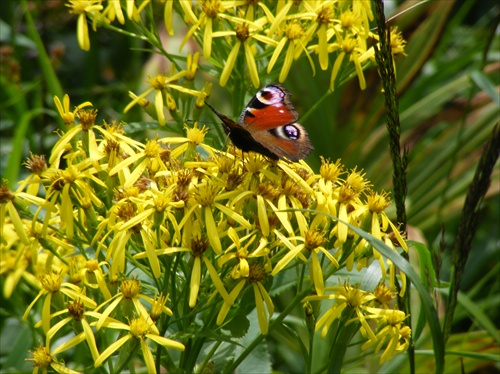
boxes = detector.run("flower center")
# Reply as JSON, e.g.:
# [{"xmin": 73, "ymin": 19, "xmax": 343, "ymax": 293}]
[{"xmin": 235, "ymin": 23, "xmax": 250, "ymax": 41}]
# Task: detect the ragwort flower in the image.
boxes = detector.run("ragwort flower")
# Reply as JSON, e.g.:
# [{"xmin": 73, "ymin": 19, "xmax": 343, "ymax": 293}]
[
  {"xmin": 94, "ymin": 316, "xmax": 184, "ymax": 373},
  {"xmin": 66, "ymin": 0, "xmax": 104, "ymax": 51},
  {"xmin": 27, "ymin": 344, "xmax": 81, "ymax": 374},
  {"xmin": 23, "ymin": 271, "xmax": 97, "ymax": 334}
]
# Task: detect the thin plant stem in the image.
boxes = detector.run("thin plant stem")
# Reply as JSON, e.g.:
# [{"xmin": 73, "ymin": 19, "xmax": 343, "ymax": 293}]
[
  {"xmin": 444, "ymin": 124, "xmax": 500, "ymax": 341},
  {"xmin": 372, "ymin": 1, "xmax": 413, "ymax": 373}
]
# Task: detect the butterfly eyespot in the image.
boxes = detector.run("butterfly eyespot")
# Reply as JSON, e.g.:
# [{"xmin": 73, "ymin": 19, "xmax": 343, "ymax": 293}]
[
  {"xmin": 272, "ymin": 124, "xmax": 301, "ymax": 141},
  {"xmin": 284, "ymin": 124, "xmax": 300, "ymax": 140},
  {"xmin": 257, "ymin": 86, "xmax": 283, "ymax": 105}
]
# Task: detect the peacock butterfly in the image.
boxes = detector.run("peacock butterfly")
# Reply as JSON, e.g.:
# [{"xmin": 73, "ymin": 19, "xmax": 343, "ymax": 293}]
[{"xmin": 205, "ymin": 84, "xmax": 313, "ymax": 162}]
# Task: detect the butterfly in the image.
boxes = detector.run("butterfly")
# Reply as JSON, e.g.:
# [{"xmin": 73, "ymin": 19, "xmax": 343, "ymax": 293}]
[{"xmin": 205, "ymin": 83, "xmax": 313, "ymax": 162}]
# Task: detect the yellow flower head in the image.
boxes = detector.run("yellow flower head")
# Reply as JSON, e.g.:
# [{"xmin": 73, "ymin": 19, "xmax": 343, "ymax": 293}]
[
  {"xmin": 390, "ymin": 27, "xmax": 407, "ymax": 56},
  {"xmin": 345, "ymin": 169, "xmax": 369, "ymax": 193},
  {"xmin": 0, "ymin": 182, "xmax": 15, "ymax": 204},
  {"xmin": 23, "ymin": 154, "xmax": 47, "ymax": 175},
  {"xmin": 144, "ymin": 137, "xmax": 163, "ymax": 158},
  {"xmin": 202, "ymin": 0, "xmax": 223, "ymax": 19},
  {"xmin": 40, "ymin": 272, "xmax": 63, "ymax": 293},
  {"xmin": 150, "ymin": 293, "xmax": 169, "ymax": 321},
  {"xmin": 129, "ymin": 317, "xmax": 152, "ymax": 339},
  {"xmin": 120, "ymin": 278, "xmax": 141, "ymax": 299},
  {"xmin": 373, "ymin": 283, "xmax": 397, "ymax": 307},
  {"xmin": 320, "ymin": 157, "xmax": 343, "ymax": 183},
  {"xmin": 27, "ymin": 345, "xmax": 53, "ymax": 369},
  {"xmin": 54, "ymin": 94, "xmax": 92, "ymax": 125},
  {"xmin": 367, "ymin": 190, "xmax": 391, "ymax": 213},
  {"xmin": 76, "ymin": 108, "xmax": 98, "ymax": 131},
  {"xmin": 193, "ymin": 180, "xmax": 218, "ymax": 207},
  {"xmin": 186, "ymin": 123, "xmax": 209, "ymax": 145},
  {"xmin": 66, "ymin": 298, "xmax": 85, "ymax": 321},
  {"xmin": 304, "ymin": 229, "xmax": 327, "ymax": 251}
]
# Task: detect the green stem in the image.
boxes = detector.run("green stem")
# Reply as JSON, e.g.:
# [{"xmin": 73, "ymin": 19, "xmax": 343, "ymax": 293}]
[
  {"xmin": 372, "ymin": 0, "xmax": 408, "ymax": 234},
  {"xmin": 21, "ymin": 0, "xmax": 64, "ymax": 128},
  {"xmin": 443, "ymin": 124, "xmax": 500, "ymax": 341},
  {"xmin": 326, "ymin": 310, "xmax": 357, "ymax": 374},
  {"xmin": 372, "ymin": 1, "xmax": 413, "ymax": 373}
]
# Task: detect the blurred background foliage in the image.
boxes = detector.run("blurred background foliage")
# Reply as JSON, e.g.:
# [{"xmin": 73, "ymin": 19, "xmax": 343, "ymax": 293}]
[{"xmin": 1, "ymin": 0, "xmax": 499, "ymax": 372}]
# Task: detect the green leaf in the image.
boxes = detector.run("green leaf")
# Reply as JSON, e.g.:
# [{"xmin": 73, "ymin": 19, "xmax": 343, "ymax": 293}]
[
  {"xmin": 440, "ymin": 288, "xmax": 500, "ymax": 345},
  {"xmin": 235, "ymin": 310, "xmax": 272, "ymax": 374},
  {"xmin": 410, "ymin": 241, "xmax": 438, "ymax": 342},
  {"xmin": 470, "ymin": 70, "xmax": 500, "ymax": 107}
]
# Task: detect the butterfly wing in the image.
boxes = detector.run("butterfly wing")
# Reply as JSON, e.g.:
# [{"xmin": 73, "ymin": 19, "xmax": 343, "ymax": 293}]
[
  {"xmin": 239, "ymin": 84, "xmax": 313, "ymax": 161},
  {"xmin": 206, "ymin": 84, "xmax": 313, "ymax": 161},
  {"xmin": 238, "ymin": 84, "xmax": 298, "ymax": 130},
  {"xmin": 205, "ymin": 102, "xmax": 280, "ymax": 159},
  {"xmin": 249, "ymin": 122, "xmax": 313, "ymax": 162}
]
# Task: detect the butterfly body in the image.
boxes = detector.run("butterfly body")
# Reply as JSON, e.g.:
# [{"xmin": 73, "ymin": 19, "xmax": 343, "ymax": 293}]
[{"xmin": 206, "ymin": 84, "xmax": 313, "ymax": 162}]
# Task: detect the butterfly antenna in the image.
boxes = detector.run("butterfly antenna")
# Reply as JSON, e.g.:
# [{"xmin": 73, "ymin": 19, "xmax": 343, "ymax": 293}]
[
  {"xmin": 204, "ymin": 101, "xmax": 224, "ymax": 118},
  {"xmin": 370, "ymin": 0, "xmax": 431, "ymax": 31}
]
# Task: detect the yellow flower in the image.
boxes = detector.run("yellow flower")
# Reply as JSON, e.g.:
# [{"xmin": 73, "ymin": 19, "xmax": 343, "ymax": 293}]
[
  {"xmin": 106, "ymin": 186, "xmax": 184, "ymax": 278},
  {"xmin": 334, "ymin": 169, "xmax": 368, "ymax": 245},
  {"xmin": 0, "ymin": 246, "xmax": 30, "ymax": 299},
  {"xmin": 123, "ymin": 72, "xmax": 201, "ymax": 126},
  {"xmin": 186, "ymin": 51, "xmax": 200, "ymax": 80},
  {"xmin": 27, "ymin": 345, "xmax": 82, "ymax": 374},
  {"xmin": 361, "ymin": 308, "xmax": 411, "ymax": 363},
  {"xmin": 18, "ymin": 153, "xmax": 48, "ymax": 196},
  {"xmin": 190, "ymin": 177, "xmax": 252, "ymax": 255},
  {"xmin": 94, "ymin": 316, "xmax": 184, "ymax": 373},
  {"xmin": 327, "ymin": 34, "xmax": 369, "ymax": 91},
  {"xmin": 78, "ymin": 258, "xmax": 112, "ymax": 299},
  {"xmin": 95, "ymin": 277, "xmax": 162, "ymax": 332},
  {"xmin": 271, "ymin": 225, "xmax": 338, "ymax": 297},
  {"xmin": 267, "ymin": 20, "xmax": 312, "ymax": 82},
  {"xmin": 39, "ymin": 161, "xmax": 105, "ymax": 240},
  {"xmin": 160, "ymin": 123, "xmax": 212, "ymax": 160},
  {"xmin": 66, "ymin": 0, "xmax": 104, "ymax": 51},
  {"xmin": 213, "ymin": 19, "xmax": 276, "ymax": 88},
  {"xmin": 373, "ymin": 283, "xmax": 398, "ymax": 308},
  {"xmin": 108, "ymin": 136, "xmax": 168, "ymax": 188},
  {"xmin": 304, "ymin": 281, "xmax": 377, "ymax": 340},
  {"xmin": 282, "ymin": 0, "xmax": 333, "ymax": 68},
  {"xmin": 180, "ymin": 0, "xmax": 239, "ymax": 59},
  {"xmin": 195, "ymin": 82, "xmax": 213, "ymax": 109},
  {"xmin": 126, "ymin": 0, "xmax": 151, "ymax": 21},
  {"xmin": 23, "ymin": 272, "xmax": 97, "ymax": 333},
  {"xmin": 218, "ymin": 227, "xmax": 270, "ymax": 279},
  {"xmin": 134, "ymin": 223, "xmax": 231, "ymax": 308},
  {"xmin": 389, "ymin": 27, "xmax": 407, "ymax": 56},
  {"xmin": 42, "ymin": 299, "xmax": 100, "ymax": 361},
  {"xmin": 217, "ymin": 263, "xmax": 274, "ymax": 335},
  {"xmin": 53, "ymin": 94, "xmax": 92, "ymax": 125},
  {"xmin": 0, "ymin": 182, "xmax": 31, "ymax": 247},
  {"xmin": 102, "ymin": 0, "xmax": 125, "ymax": 24},
  {"xmin": 49, "ymin": 106, "xmax": 106, "ymax": 166},
  {"xmin": 150, "ymin": 293, "xmax": 169, "ymax": 322}
]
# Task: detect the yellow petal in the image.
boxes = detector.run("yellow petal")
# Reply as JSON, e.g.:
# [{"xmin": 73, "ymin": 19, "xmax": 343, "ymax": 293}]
[
  {"xmin": 205, "ymin": 207, "xmax": 221, "ymax": 254},
  {"xmin": 94, "ymin": 334, "xmax": 132, "ymax": 367},
  {"xmin": 220, "ymin": 41, "xmax": 240, "ymax": 87},
  {"xmin": 147, "ymin": 334, "xmax": 185, "ymax": 351},
  {"xmin": 244, "ymin": 42, "xmax": 259, "ymax": 88}
]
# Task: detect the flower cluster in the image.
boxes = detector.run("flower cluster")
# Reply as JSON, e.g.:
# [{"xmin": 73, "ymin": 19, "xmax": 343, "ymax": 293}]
[
  {"xmin": 0, "ymin": 93, "xmax": 410, "ymax": 372},
  {"xmin": 66, "ymin": 0, "xmax": 406, "ymax": 91}
]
